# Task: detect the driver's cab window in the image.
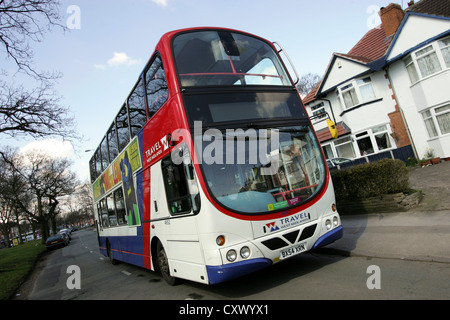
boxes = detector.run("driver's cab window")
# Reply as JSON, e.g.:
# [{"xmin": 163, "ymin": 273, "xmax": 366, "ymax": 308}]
[{"xmin": 161, "ymin": 143, "xmax": 200, "ymax": 215}]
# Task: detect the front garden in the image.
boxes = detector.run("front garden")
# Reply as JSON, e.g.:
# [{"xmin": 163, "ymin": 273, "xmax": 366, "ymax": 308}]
[{"xmin": 331, "ymin": 158, "xmax": 422, "ymax": 215}]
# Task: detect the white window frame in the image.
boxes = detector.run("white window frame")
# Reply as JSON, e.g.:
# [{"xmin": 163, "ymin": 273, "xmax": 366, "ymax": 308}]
[
  {"xmin": 354, "ymin": 124, "xmax": 395, "ymax": 157},
  {"xmin": 404, "ymin": 36, "xmax": 450, "ymax": 84},
  {"xmin": 421, "ymin": 103, "xmax": 450, "ymax": 138},
  {"xmin": 337, "ymin": 76, "xmax": 377, "ymax": 109},
  {"xmin": 310, "ymin": 102, "xmax": 327, "ymax": 122}
]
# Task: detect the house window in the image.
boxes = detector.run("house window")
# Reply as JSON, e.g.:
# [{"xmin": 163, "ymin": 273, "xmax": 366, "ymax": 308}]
[
  {"xmin": 334, "ymin": 136, "xmax": 356, "ymax": 159},
  {"xmin": 322, "ymin": 144, "xmax": 334, "ymax": 159},
  {"xmin": 439, "ymin": 38, "xmax": 450, "ymax": 68},
  {"xmin": 415, "ymin": 45, "xmax": 442, "ymax": 77},
  {"xmin": 355, "ymin": 125, "xmax": 393, "ymax": 156},
  {"xmin": 404, "ymin": 55, "xmax": 419, "ymax": 83},
  {"xmin": 356, "ymin": 131, "xmax": 374, "ymax": 156},
  {"xmin": 341, "ymin": 83, "xmax": 359, "ymax": 108},
  {"xmin": 357, "ymin": 77, "xmax": 376, "ymax": 102},
  {"xmin": 338, "ymin": 77, "xmax": 376, "ymax": 109},
  {"xmin": 373, "ymin": 124, "xmax": 392, "ymax": 151},
  {"xmin": 404, "ymin": 36, "xmax": 450, "ymax": 84},
  {"xmin": 422, "ymin": 110, "xmax": 438, "ymax": 138},
  {"xmin": 311, "ymin": 102, "xmax": 326, "ymax": 120},
  {"xmin": 422, "ymin": 104, "xmax": 450, "ymax": 138}
]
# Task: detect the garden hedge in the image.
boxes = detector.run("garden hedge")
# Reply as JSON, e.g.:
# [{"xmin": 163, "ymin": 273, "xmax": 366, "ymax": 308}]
[{"xmin": 330, "ymin": 158, "xmax": 410, "ymax": 200}]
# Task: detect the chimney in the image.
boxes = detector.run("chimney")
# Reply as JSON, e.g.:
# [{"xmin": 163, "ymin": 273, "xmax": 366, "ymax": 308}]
[{"xmin": 379, "ymin": 3, "xmax": 404, "ymax": 37}]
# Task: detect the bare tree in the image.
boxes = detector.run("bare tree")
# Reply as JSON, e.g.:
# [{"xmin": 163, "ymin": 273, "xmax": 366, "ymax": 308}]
[
  {"xmin": 0, "ymin": 149, "xmax": 29, "ymax": 246},
  {"xmin": 0, "ymin": 0, "xmax": 64, "ymax": 78},
  {"xmin": 296, "ymin": 73, "xmax": 321, "ymax": 96},
  {"xmin": 0, "ymin": 0, "xmax": 79, "ymax": 140},
  {"xmin": 0, "ymin": 81, "xmax": 76, "ymax": 139},
  {"xmin": 1, "ymin": 148, "xmax": 78, "ymax": 243}
]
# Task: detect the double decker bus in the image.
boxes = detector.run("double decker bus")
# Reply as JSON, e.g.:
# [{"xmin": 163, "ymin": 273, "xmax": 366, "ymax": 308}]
[{"xmin": 89, "ymin": 27, "xmax": 343, "ymax": 285}]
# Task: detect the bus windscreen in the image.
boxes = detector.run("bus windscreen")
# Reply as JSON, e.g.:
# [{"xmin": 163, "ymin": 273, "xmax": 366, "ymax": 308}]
[{"xmin": 173, "ymin": 30, "xmax": 292, "ymax": 87}]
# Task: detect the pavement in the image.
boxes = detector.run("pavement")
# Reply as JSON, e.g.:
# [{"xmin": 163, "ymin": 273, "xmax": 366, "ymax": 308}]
[{"xmin": 322, "ymin": 160, "xmax": 450, "ymax": 263}]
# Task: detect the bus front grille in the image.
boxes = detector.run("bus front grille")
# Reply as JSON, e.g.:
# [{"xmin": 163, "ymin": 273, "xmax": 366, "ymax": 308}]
[{"xmin": 261, "ymin": 224, "xmax": 317, "ymax": 251}]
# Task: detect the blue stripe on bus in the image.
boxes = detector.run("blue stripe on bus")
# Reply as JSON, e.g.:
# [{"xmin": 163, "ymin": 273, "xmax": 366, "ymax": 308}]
[
  {"xmin": 206, "ymin": 258, "xmax": 272, "ymax": 284},
  {"xmin": 99, "ymin": 235, "xmax": 146, "ymax": 268}
]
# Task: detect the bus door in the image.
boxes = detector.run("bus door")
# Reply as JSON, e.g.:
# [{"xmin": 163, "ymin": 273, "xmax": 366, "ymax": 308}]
[{"xmin": 150, "ymin": 142, "xmax": 205, "ymax": 282}]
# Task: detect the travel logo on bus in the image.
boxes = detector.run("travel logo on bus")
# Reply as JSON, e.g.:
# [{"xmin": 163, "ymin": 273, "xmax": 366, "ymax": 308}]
[{"xmin": 263, "ymin": 212, "xmax": 311, "ymax": 234}]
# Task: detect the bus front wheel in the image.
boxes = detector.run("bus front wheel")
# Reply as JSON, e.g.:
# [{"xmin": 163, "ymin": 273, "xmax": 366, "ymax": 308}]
[{"xmin": 156, "ymin": 242, "xmax": 178, "ymax": 286}]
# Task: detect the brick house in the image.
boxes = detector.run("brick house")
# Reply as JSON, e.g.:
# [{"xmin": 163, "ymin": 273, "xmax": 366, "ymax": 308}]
[{"xmin": 303, "ymin": 0, "xmax": 450, "ymax": 163}]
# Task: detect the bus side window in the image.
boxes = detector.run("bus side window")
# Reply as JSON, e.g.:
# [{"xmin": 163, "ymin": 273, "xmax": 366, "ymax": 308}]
[
  {"xmin": 114, "ymin": 188, "xmax": 127, "ymax": 225},
  {"xmin": 145, "ymin": 56, "xmax": 168, "ymax": 119},
  {"xmin": 100, "ymin": 137, "xmax": 109, "ymax": 170},
  {"xmin": 96, "ymin": 203, "xmax": 103, "ymax": 229},
  {"xmin": 107, "ymin": 122, "xmax": 119, "ymax": 162},
  {"xmin": 128, "ymin": 77, "xmax": 147, "ymax": 138},
  {"xmin": 95, "ymin": 148, "xmax": 102, "ymax": 179},
  {"xmin": 116, "ymin": 104, "xmax": 130, "ymax": 152},
  {"xmin": 100, "ymin": 199, "xmax": 109, "ymax": 228},
  {"xmin": 106, "ymin": 194, "xmax": 118, "ymax": 227},
  {"xmin": 161, "ymin": 157, "xmax": 192, "ymax": 215},
  {"xmin": 89, "ymin": 156, "xmax": 97, "ymax": 183}
]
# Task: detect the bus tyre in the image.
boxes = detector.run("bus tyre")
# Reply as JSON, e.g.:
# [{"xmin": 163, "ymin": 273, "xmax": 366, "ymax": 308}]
[{"xmin": 157, "ymin": 242, "xmax": 178, "ymax": 286}]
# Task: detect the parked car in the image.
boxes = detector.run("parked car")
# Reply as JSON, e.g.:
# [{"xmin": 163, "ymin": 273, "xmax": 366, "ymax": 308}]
[
  {"xmin": 59, "ymin": 228, "xmax": 72, "ymax": 241},
  {"xmin": 45, "ymin": 233, "xmax": 69, "ymax": 251},
  {"xmin": 326, "ymin": 157, "xmax": 352, "ymax": 168}
]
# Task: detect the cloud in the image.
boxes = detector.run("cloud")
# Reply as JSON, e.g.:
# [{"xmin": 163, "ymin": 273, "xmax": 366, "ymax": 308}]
[
  {"xmin": 152, "ymin": 0, "xmax": 169, "ymax": 7},
  {"xmin": 108, "ymin": 52, "xmax": 141, "ymax": 66},
  {"xmin": 20, "ymin": 139, "xmax": 74, "ymax": 159},
  {"xmin": 95, "ymin": 52, "xmax": 141, "ymax": 69}
]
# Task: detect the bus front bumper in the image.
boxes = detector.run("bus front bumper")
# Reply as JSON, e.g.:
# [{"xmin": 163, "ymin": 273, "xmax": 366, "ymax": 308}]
[
  {"xmin": 206, "ymin": 258, "xmax": 272, "ymax": 285},
  {"xmin": 205, "ymin": 225, "xmax": 343, "ymax": 285}
]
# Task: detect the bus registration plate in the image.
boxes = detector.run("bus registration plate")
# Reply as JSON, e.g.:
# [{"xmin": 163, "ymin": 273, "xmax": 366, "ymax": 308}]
[{"xmin": 280, "ymin": 242, "xmax": 307, "ymax": 260}]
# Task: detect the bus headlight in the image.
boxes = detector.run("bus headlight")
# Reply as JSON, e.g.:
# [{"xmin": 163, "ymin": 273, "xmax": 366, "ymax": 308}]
[
  {"xmin": 333, "ymin": 216, "xmax": 339, "ymax": 227},
  {"xmin": 240, "ymin": 246, "xmax": 251, "ymax": 259},
  {"xmin": 226, "ymin": 249, "xmax": 237, "ymax": 262},
  {"xmin": 325, "ymin": 219, "xmax": 332, "ymax": 230}
]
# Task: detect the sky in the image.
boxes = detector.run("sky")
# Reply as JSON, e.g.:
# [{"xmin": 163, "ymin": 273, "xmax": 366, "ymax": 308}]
[{"xmin": 1, "ymin": 0, "xmax": 409, "ymax": 183}]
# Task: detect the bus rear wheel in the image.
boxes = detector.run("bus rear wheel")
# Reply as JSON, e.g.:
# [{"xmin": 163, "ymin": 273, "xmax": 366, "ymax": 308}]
[{"xmin": 156, "ymin": 242, "xmax": 178, "ymax": 286}]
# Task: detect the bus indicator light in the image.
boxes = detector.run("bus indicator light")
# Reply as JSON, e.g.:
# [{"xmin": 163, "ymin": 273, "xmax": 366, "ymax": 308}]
[{"xmin": 216, "ymin": 235, "xmax": 225, "ymax": 246}]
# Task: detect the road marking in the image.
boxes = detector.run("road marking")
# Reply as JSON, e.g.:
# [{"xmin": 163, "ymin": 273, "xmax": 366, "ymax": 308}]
[{"xmin": 121, "ymin": 270, "xmax": 131, "ymax": 276}]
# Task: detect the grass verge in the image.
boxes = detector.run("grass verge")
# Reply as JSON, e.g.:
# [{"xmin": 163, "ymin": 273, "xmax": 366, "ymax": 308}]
[{"xmin": 0, "ymin": 240, "xmax": 46, "ymax": 300}]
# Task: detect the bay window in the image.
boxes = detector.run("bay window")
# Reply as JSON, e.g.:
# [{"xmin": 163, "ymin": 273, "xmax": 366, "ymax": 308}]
[
  {"xmin": 404, "ymin": 36, "xmax": 450, "ymax": 84},
  {"xmin": 439, "ymin": 37, "xmax": 450, "ymax": 68},
  {"xmin": 422, "ymin": 104, "xmax": 450, "ymax": 138}
]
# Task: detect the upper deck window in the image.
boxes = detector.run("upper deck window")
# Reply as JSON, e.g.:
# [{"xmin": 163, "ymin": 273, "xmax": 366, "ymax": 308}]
[{"xmin": 173, "ymin": 30, "xmax": 291, "ymax": 87}]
